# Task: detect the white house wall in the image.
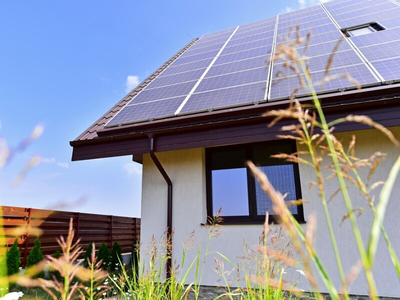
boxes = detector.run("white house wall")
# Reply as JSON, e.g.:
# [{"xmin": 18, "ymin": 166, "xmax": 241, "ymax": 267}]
[{"xmin": 141, "ymin": 126, "xmax": 400, "ymax": 297}]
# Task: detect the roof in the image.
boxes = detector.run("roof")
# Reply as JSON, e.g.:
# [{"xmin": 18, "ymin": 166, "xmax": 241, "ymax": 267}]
[{"xmin": 71, "ymin": 0, "xmax": 400, "ymax": 161}]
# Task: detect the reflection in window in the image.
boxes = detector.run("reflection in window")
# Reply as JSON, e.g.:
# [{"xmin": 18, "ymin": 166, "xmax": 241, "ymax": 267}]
[
  {"xmin": 212, "ymin": 168, "xmax": 249, "ymax": 216},
  {"xmin": 255, "ymin": 165, "xmax": 298, "ymax": 215}
]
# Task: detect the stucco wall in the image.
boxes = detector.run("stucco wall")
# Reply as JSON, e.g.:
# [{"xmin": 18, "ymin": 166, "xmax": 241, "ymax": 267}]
[{"xmin": 141, "ymin": 126, "xmax": 400, "ymax": 297}]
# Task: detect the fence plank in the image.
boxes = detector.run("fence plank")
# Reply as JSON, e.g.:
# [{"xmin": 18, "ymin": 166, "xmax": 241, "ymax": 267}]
[{"xmin": 0, "ymin": 206, "xmax": 140, "ymax": 266}]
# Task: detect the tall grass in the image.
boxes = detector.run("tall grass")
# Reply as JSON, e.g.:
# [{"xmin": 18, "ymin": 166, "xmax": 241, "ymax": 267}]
[{"xmin": 246, "ymin": 26, "xmax": 400, "ymax": 299}]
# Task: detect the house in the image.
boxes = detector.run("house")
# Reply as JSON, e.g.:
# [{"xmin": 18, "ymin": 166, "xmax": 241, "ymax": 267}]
[{"xmin": 70, "ymin": 0, "xmax": 400, "ymax": 297}]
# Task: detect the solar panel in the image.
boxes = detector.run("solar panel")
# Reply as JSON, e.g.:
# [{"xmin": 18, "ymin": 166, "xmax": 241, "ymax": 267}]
[
  {"xmin": 107, "ymin": 96, "xmax": 186, "ymax": 125},
  {"xmin": 278, "ymin": 18, "xmax": 333, "ymax": 34},
  {"xmin": 207, "ymin": 56, "xmax": 268, "ymax": 77},
  {"xmin": 372, "ymin": 58, "xmax": 400, "ymax": 81},
  {"xmin": 104, "ymin": 0, "xmax": 399, "ymax": 128},
  {"xmin": 129, "ymin": 81, "xmax": 197, "ymax": 104},
  {"xmin": 161, "ymin": 58, "xmax": 213, "ymax": 76},
  {"xmin": 351, "ymin": 28, "xmax": 400, "ymax": 47},
  {"xmin": 171, "ymin": 50, "xmax": 220, "ymax": 66},
  {"xmin": 358, "ymin": 41, "xmax": 400, "ymax": 61},
  {"xmin": 332, "ymin": 3, "xmax": 396, "ymax": 21},
  {"xmin": 215, "ymin": 46, "xmax": 271, "ymax": 65},
  {"xmin": 233, "ymin": 26, "xmax": 275, "ymax": 39},
  {"xmin": 146, "ymin": 68, "xmax": 207, "ymax": 89},
  {"xmin": 179, "ymin": 81, "xmax": 267, "ymax": 114},
  {"xmin": 339, "ymin": 9, "xmax": 400, "ymax": 28},
  {"xmin": 196, "ymin": 67, "xmax": 269, "ymax": 93},
  {"xmin": 236, "ymin": 17, "xmax": 276, "ymax": 33},
  {"xmin": 273, "ymin": 50, "xmax": 363, "ymax": 75},
  {"xmin": 273, "ymin": 41, "xmax": 352, "ymax": 65},
  {"xmin": 380, "ymin": 18, "xmax": 400, "ymax": 30},
  {"xmin": 269, "ymin": 64, "xmax": 378, "ymax": 100},
  {"xmin": 181, "ymin": 43, "xmax": 225, "ymax": 57},
  {"xmin": 227, "ymin": 32, "xmax": 274, "ymax": 47},
  {"xmin": 223, "ymin": 38, "xmax": 273, "ymax": 55}
]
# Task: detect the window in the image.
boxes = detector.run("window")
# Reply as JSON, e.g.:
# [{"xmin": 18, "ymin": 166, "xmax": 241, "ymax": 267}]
[
  {"xmin": 206, "ymin": 140, "xmax": 305, "ymax": 224},
  {"xmin": 342, "ymin": 22, "xmax": 385, "ymax": 37}
]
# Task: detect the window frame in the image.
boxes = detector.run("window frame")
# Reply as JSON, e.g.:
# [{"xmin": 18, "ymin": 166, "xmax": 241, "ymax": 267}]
[
  {"xmin": 342, "ymin": 22, "xmax": 385, "ymax": 37},
  {"xmin": 206, "ymin": 140, "xmax": 305, "ymax": 225}
]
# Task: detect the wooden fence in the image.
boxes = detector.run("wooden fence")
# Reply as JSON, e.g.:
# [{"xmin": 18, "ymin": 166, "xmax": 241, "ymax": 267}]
[{"xmin": 0, "ymin": 206, "xmax": 140, "ymax": 266}]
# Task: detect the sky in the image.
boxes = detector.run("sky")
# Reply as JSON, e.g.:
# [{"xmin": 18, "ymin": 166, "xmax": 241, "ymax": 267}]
[{"xmin": 0, "ymin": 0, "xmax": 328, "ymax": 218}]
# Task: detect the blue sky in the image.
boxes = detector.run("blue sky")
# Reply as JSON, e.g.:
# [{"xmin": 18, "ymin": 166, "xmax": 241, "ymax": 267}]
[{"xmin": 0, "ymin": 0, "xmax": 326, "ymax": 217}]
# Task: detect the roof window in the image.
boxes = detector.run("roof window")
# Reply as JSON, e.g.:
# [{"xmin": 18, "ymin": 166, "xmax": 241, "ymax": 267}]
[{"xmin": 342, "ymin": 22, "xmax": 385, "ymax": 37}]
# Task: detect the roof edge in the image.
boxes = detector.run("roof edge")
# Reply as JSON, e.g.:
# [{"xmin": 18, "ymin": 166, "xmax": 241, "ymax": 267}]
[{"xmin": 71, "ymin": 83, "xmax": 400, "ymax": 144}]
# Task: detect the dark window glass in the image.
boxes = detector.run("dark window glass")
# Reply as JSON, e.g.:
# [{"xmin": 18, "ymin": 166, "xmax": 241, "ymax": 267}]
[{"xmin": 255, "ymin": 165, "xmax": 298, "ymax": 215}]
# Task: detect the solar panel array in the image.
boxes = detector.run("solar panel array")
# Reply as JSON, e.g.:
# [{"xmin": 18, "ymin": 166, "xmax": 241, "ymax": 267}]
[{"xmin": 107, "ymin": 0, "xmax": 400, "ymax": 127}]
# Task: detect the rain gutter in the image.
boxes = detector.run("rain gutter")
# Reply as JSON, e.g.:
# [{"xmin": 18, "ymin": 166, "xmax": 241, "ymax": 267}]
[{"xmin": 148, "ymin": 133, "xmax": 173, "ymax": 279}]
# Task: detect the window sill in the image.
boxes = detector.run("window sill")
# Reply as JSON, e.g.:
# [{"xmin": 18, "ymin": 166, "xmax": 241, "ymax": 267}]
[{"xmin": 201, "ymin": 216, "xmax": 306, "ymax": 226}]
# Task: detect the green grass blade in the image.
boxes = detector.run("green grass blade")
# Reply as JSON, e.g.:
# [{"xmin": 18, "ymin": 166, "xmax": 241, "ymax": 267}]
[{"xmin": 367, "ymin": 155, "xmax": 400, "ymax": 267}]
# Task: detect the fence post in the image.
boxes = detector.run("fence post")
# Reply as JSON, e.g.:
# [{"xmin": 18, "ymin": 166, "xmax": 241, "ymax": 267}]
[
  {"xmin": 110, "ymin": 215, "xmax": 113, "ymax": 248},
  {"xmin": 76, "ymin": 212, "xmax": 80, "ymax": 242},
  {"xmin": 23, "ymin": 208, "xmax": 32, "ymax": 267}
]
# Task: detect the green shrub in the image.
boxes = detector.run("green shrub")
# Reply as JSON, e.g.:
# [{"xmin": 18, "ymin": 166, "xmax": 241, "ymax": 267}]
[
  {"xmin": 83, "ymin": 242, "xmax": 94, "ymax": 269},
  {"xmin": 26, "ymin": 237, "xmax": 44, "ymax": 278},
  {"xmin": 97, "ymin": 242, "xmax": 110, "ymax": 271},
  {"xmin": 110, "ymin": 242, "xmax": 122, "ymax": 272},
  {"xmin": 7, "ymin": 239, "xmax": 21, "ymax": 276},
  {"xmin": 6, "ymin": 239, "xmax": 21, "ymax": 290}
]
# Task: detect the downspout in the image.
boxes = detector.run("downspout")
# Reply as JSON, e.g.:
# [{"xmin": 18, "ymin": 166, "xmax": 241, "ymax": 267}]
[{"xmin": 148, "ymin": 133, "xmax": 173, "ymax": 279}]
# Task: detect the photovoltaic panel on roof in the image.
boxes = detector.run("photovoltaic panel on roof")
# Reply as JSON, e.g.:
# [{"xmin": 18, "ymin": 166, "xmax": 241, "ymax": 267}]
[
  {"xmin": 180, "ymin": 81, "xmax": 267, "ymax": 113},
  {"xmin": 161, "ymin": 59, "xmax": 213, "ymax": 76},
  {"xmin": 109, "ymin": 97, "xmax": 186, "ymax": 125},
  {"xmin": 105, "ymin": 0, "xmax": 400, "ymax": 127},
  {"xmin": 351, "ymin": 27, "xmax": 400, "ymax": 47},
  {"xmin": 273, "ymin": 50, "xmax": 364, "ymax": 75},
  {"xmin": 358, "ymin": 41, "xmax": 400, "ymax": 61},
  {"xmin": 372, "ymin": 58, "xmax": 400, "ymax": 81},
  {"xmin": 269, "ymin": 64, "xmax": 378, "ymax": 99}
]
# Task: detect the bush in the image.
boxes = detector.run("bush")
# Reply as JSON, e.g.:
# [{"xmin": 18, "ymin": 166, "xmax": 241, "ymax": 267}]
[
  {"xmin": 26, "ymin": 237, "xmax": 44, "ymax": 278},
  {"xmin": 83, "ymin": 242, "xmax": 94, "ymax": 269},
  {"xmin": 6, "ymin": 239, "xmax": 21, "ymax": 290},
  {"xmin": 110, "ymin": 242, "xmax": 122, "ymax": 272},
  {"xmin": 7, "ymin": 239, "xmax": 21, "ymax": 277},
  {"xmin": 97, "ymin": 243, "xmax": 110, "ymax": 271}
]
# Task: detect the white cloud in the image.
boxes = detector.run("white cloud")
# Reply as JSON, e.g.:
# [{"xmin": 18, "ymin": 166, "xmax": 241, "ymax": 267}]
[
  {"xmin": 123, "ymin": 162, "xmax": 142, "ymax": 176},
  {"xmin": 57, "ymin": 162, "xmax": 69, "ymax": 169},
  {"xmin": 41, "ymin": 157, "xmax": 56, "ymax": 163},
  {"xmin": 41, "ymin": 157, "xmax": 69, "ymax": 169},
  {"xmin": 125, "ymin": 75, "xmax": 140, "ymax": 93},
  {"xmin": 298, "ymin": 0, "xmax": 307, "ymax": 8},
  {"xmin": 285, "ymin": 6, "xmax": 294, "ymax": 12},
  {"xmin": 298, "ymin": 0, "xmax": 331, "ymax": 9}
]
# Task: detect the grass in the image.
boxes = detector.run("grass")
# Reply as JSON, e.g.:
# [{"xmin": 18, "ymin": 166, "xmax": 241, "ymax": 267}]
[{"xmin": 12, "ymin": 287, "xmax": 53, "ymax": 300}]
